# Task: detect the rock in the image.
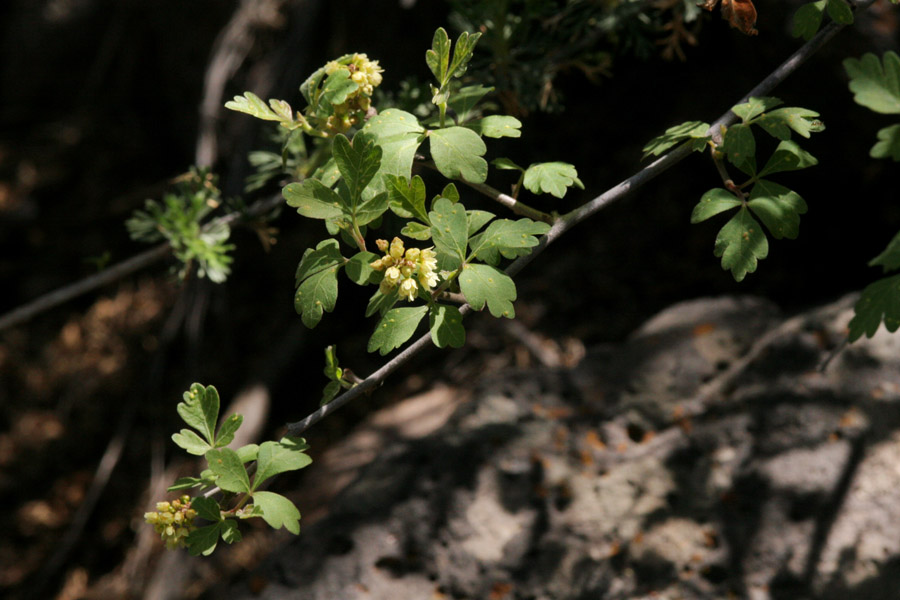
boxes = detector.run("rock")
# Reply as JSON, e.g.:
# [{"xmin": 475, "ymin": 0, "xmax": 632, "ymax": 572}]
[{"xmin": 224, "ymin": 295, "xmax": 900, "ymax": 599}]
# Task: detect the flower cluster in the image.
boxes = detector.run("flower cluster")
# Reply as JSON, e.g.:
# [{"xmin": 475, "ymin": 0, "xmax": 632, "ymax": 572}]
[
  {"xmin": 323, "ymin": 53, "xmax": 384, "ymax": 133},
  {"xmin": 370, "ymin": 237, "xmax": 439, "ymax": 301},
  {"xmin": 144, "ymin": 495, "xmax": 198, "ymax": 550}
]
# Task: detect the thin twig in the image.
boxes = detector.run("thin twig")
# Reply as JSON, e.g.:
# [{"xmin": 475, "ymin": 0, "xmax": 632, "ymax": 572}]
[{"xmin": 283, "ymin": 8, "xmax": 872, "ymax": 435}]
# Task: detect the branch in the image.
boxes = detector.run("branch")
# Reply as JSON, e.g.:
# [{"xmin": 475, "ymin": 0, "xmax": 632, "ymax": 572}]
[
  {"xmin": 0, "ymin": 192, "xmax": 284, "ymax": 333},
  {"xmin": 283, "ymin": 4, "xmax": 875, "ymax": 435}
]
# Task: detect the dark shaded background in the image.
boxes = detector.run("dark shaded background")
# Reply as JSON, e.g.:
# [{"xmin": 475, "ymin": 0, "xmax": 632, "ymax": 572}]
[{"xmin": 0, "ymin": 0, "xmax": 898, "ymax": 598}]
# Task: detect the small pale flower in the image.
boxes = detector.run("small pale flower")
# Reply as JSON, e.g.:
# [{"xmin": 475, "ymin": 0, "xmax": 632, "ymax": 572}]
[
  {"xmin": 389, "ymin": 237, "xmax": 405, "ymax": 260},
  {"xmin": 420, "ymin": 270, "xmax": 439, "ymax": 288},
  {"xmin": 145, "ymin": 494, "xmax": 198, "ymax": 550},
  {"xmin": 376, "ymin": 238, "xmax": 389, "ymax": 252},
  {"xmin": 399, "ymin": 278, "xmax": 418, "ymax": 301}
]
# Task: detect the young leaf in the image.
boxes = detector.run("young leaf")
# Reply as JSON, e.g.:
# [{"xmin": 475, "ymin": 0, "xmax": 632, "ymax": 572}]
[
  {"xmin": 365, "ymin": 288, "xmax": 398, "ymax": 318},
  {"xmin": 792, "ymin": 1, "xmax": 826, "ymax": 41},
  {"xmin": 448, "ymin": 84, "xmax": 494, "ymax": 123},
  {"xmin": 386, "ymin": 175, "xmax": 429, "ymax": 223},
  {"xmin": 849, "ymin": 274, "xmax": 900, "ymax": 341},
  {"xmin": 283, "ymin": 179, "xmax": 344, "ymax": 220},
  {"xmin": 722, "ymin": 123, "xmax": 756, "ymax": 173},
  {"xmin": 466, "ymin": 210, "xmax": 496, "ymax": 237},
  {"xmin": 491, "ymin": 157, "xmax": 524, "ymax": 171},
  {"xmin": 426, "ymin": 28, "xmax": 451, "ymax": 84},
  {"xmin": 869, "ymin": 230, "xmax": 900, "ymax": 272},
  {"xmin": 187, "ymin": 523, "xmax": 223, "ymax": 556},
  {"xmin": 252, "ymin": 437, "xmax": 313, "ymax": 491},
  {"xmin": 368, "ymin": 306, "xmax": 429, "ymax": 355},
  {"xmin": 346, "ymin": 251, "xmax": 381, "ymax": 285},
  {"xmin": 458, "ymin": 264, "xmax": 517, "ymax": 318},
  {"xmin": 747, "ymin": 180, "xmax": 807, "ymax": 240},
  {"xmin": 332, "ymin": 133, "xmax": 382, "ymax": 203},
  {"xmin": 362, "ymin": 109, "xmax": 425, "ymax": 189},
  {"xmin": 167, "ymin": 476, "xmax": 206, "ymax": 492},
  {"xmin": 844, "ymin": 52, "xmax": 900, "ymax": 115},
  {"xmin": 311, "ymin": 157, "xmax": 341, "ymax": 188},
  {"xmin": 642, "ymin": 121, "xmax": 710, "ymax": 159},
  {"xmin": 731, "ymin": 96, "xmax": 783, "ymax": 122},
  {"xmin": 321, "ymin": 380, "xmax": 341, "ymax": 406},
  {"xmin": 294, "ymin": 239, "xmax": 344, "ymax": 328},
  {"xmin": 522, "ymin": 162, "xmax": 583, "ymax": 198},
  {"xmin": 402, "ymin": 222, "xmax": 432, "ymax": 240},
  {"xmin": 320, "ymin": 68, "xmax": 359, "ymax": 109},
  {"xmin": 466, "ymin": 115, "xmax": 522, "ymax": 138},
  {"xmin": 825, "ymin": 0, "xmax": 853, "ymax": 25},
  {"xmin": 468, "ymin": 218, "xmax": 551, "ymax": 266},
  {"xmin": 430, "ymin": 198, "xmax": 470, "ymax": 263},
  {"xmin": 172, "ymin": 429, "xmax": 212, "ymax": 456},
  {"xmin": 205, "ymin": 448, "xmax": 251, "ymax": 493},
  {"xmin": 225, "ymin": 92, "xmax": 282, "ymax": 122},
  {"xmin": 447, "ymin": 30, "xmax": 482, "ymax": 81},
  {"xmin": 355, "ymin": 191, "xmax": 390, "ymax": 226},
  {"xmin": 871, "ymin": 124, "xmax": 900, "ymax": 160},
  {"xmin": 177, "ymin": 383, "xmax": 220, "ymax": 447},
  {"xmin": 251, "ymin": 491, "xmax": 302, "ymax": 534},
  {"xmin": 758, "ymin": 140, "xmax": 818, "ymax": 177},
  {"xmin": 713, "ymin": 206, "xmax": 769, "ymax": 282},
  {"xmin": 429, "ymin": 127, "xmax": 488, "ymax": 183},
  {"xmin": 691, "ymin": 188, "xmax": 742, "ymax": 223},
  {"xmin": 430, "ymin": 303, "xmax": 466, "ymax": 348},
  {"xmin": 214, "ymin": 414, "xmax": 243, "ymax": 448},
  {"xmin": 438, "ymin": 183, "xmax": 460, "ymax": 204},
  {"xmin": 757, "ymin": 107, "xmax": 824, "ymax": 140}
]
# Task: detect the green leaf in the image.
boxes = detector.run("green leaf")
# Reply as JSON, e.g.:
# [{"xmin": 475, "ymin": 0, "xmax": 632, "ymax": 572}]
[
  {"xmin": 219, "ymin": 519, "xmax": 242, "ymax": 544},
  {"xmin": 437, "ymin": 183, "xmax": 460, "ymax": 205},
  {"xmin": 251, "ymin": 491, "xmax": 301, "ymax": 534},
  {"xmin": 365, "ymin": 288, "xmax": 398, "ymax": 318},
  {"xmin": 869, "ymin": 230, "xmax": 900, "ymax": 272},
  {"xmin": 849, "ymin": 274, "xmax": 900, "ymax": 341},
  {"xmin": 294, "ymin": 239, "xmax": 344, "ymax": 328},
  {"xmin": 236, "ymin": 444, "xmax": 259, "ymax": 463},
  {"xmin": 224, "ymin": 92, "xmax": 282, "ymax": 122},
  {"xmin": 732, "ymin": 97, "xmax": 783, "ymax": 122},
  {"xmin": 332, "ymin": 133, "xmax": 382, "ymax": 203},
  {"xmin": 346, "ymin": 251, "xmax": 381, "ymax": 285},
  {"xmin": 252, "ymin": 437, "xmax": 313, "ymax": 491},
  {"xmin": 355, "ymin": 191, "xmax": 390, "ymax": 226},
  {"xmin": 691, "ymin": 188, "xmax": 742, "ymax": 223},
  {"xmin": 311, "ymin": 157, "xmax": 341, "ymax": 188},
  {"xmin": 176, "ymin": 383, "xmax": 220, "ymax": 447},
  {"xmin": 466, "ymin": 115, "xmax": 522, "ymax": 138},
  {"xmin": 871, "ymin": 124, "xmax": 900, "ymax": 160},
  {"xmin": 792, "ymin": 1, "xmax": 826, "ymax": 41},
  {"xmin": 214, "ymin": 414, "xmax": 243, "ymax": 448},
  {"xmin": 368, "ymin": 306, "xmax": 429, "ymax": 355},
  {"xmin": 187, "ymin": 523, "xmax": 223, "ymax": 556},
  {"xmin": 172, "ymin": 429, "xmax": 212, "ymax": 456},
  {"xmin": 426, "ymin": 28, "xmax": 451, "ymax": 84},
  {"xmin": 447, "ymin": 30, "xmax": 482, "ymax": 81},
  {"xmin": 320, "ymin": 68, "xmax": 358, "ymax": 109},
  {"xmin": 167, "ymin": 477, "xmax": 206, "ymax": 492},
  {"xmin": 401, "ymin": 221, "xmax": 432, "ymax": 240},
  {"xmin": 283, "ymin": 180, "xmax": 344, "ymax": 220},
  {"xmin": 713, "ymin": 207, "xmax": 769, "ymax": 282},
  {"xmin": 429, "ymin": 198, "xmax": 469, "ymax": 263},
  {"xmin": 386, "ymin": 175, "xmax": 429, "ymax": 222},
  {"xmin": 844, "ymin": 52, "xmax": 900, "ymax": 115},
  {"xmin": 758, "ymin": 140, "xmax": 818, "ymax": 177},
  {"xmin": 362, "ymin": 110, "xmax": 425, "ymax": 189},
  {"xmin": 448, "ymin": 84, "xmax": 494, "ymax": 123},
  {"xmin": 722, "ymin": 123, "xmax": 756, "ymax": 174},
  {"xmin": 757, "ymin": 107, "xmax": 824, "ymax": 140},
  {"xmin": 459, "ymin": 264, "xmax": 517, "ymax": 318},
  {"xmin": 468, "ymin": 218, "xmax": 550, "ymax": 266},
  {"xmin": 826, "ymin": 0, "xmax": 853, "ymax": 25},
  {"xmin": 429, "ymin": 127, "xmax": 488, "ymax": 183},
  {"xmin": 429, "ymin": 304, "xmax": 465, "ymax": 348},
  {"xmin": 642, "ymin": 120, "xmax": 710, "ymax": 159},
  {"xmin": 491, "ymin": 157, "xmax": 524, "ymax": 171},
  {"xmin": 466, "ymin": 210, "xmax": 496, "ymax": 237},
  {"xmin": 191, "ymin": 496, "xmax": 222, "ymax": 522},
  {"xmin": 206, "ymin": 448, "xmax": 251, "ymax": 493},
  {"xmin": 747, "ymin": 180, "xmax": 807, "ymax": 240},
  {"xmin": 321, "ymin": 380, "xmax": 341, "ymax": 406},
  {"xmin": 522, "ymin": 162, "xmax": 583, "ymax": 198}
]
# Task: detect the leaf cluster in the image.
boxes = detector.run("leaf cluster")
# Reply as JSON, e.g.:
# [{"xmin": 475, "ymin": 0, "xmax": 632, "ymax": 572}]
[
  {"xmin": 126, "ymin": 169, "xmax": 234, "ymax": 283},
  {"xmin": 792, "ymin": 0, "xmax": 854, "ymax": 41},
  {"xmin": 168, "ymin": 383, "xmax": 312, "ymax": 555}
]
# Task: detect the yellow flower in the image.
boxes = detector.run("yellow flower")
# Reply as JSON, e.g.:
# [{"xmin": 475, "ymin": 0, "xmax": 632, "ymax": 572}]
[{"xmin": 399, "ymin": 278, "xmax": 418, "ymax": 301}]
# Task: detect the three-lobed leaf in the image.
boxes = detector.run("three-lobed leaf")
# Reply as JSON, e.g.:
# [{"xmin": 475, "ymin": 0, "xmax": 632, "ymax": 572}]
[
  {"xmin": 522, "ymin": 162, "xmax": 583, "ymax": 198},
  {"xmin": 386, "ymin": 175, "xmax": 429, "ymax": 223},
  {"xmin": 758, "ymin": 140, "xmax": 818, "ymax": 177},
  {"xmin": 871, "ymin": 124, "xmax": 900, "ymax": 160},
  {"xmin": 362, "ymin": 109, "xmax": 425, "ymax": 190},
  {"xmin": 346, "ymin": 251, "xmax": 381, "ymax": 285},
  {"xmin": 429, "ymin": 304, "xmax": 465, "ymax": 348},
  {"xmin": 332, "ymin": 133, "xmax": 382, "ymax": 203},
  {"xmin": 713, "ymin": 206, "xmax": 769, "ymax": 282},
  {"xmin": 869, "ymin": 230, "xmax": 900, "ymax": 272},
  {"xmin": 251, "ymin": 491, "xmax": 301, "ymax": 534},
  {"xmin": 206, "ymin": 448, "xmax": 251, "ymax": 493},
  {"xmin": 642, "ymin": 121, "xmax": 710, "ymax": 159},
  {"xmin": 757, "ymin": 107, "xmax": 824, "ymax": 140},
  {"xmin": 430, "ymin": 198, "xmax": 470, "ymax": 264},
  {"xmin": 747, "ymin": 180, "xmax": 807, "ymax": 240},
  {"xmin": 723, "ymin": 124, "xmax": 756, "ymax": 174},
  {"xmin": 368, "ymin": 306, "xmax": 429, "ymax": 355},
  {"xmin": 252, "ymin": 437, "xmax": 312, "ymax": 491},
  {"xmin": 177, "ymin": 383, "xmax": 220, "ymax": 447},
  {"xmin": 849, "ymin": 274, "xmax": 900, "ymax": 341},
  {"xmin": 172, "ymin": 429, "xmax": 211, "ymax": 456},
  {"xmin": 458, "ymin": 264, "xmax": 517, "ymax": 318},
  {"xmin": 468, "ymin": 218, "xmax": 550, "ymax": 266},
  {"xmin": 691, "ymin": 188, "xmax": 742, "ymax": 223},
  {"xmin": 732, "ymin": 97, "xmax": 783, "ymax": 122},
  {"xmin": 466, "ymin": 115, "xmax": 522, "ymax": 138},
  {"xmin": 792, "ymin": 0, "xmax": 826, "ymax": 41},
  {"xmin": 225, "ymin": 92, "xmax": 282, "ymax": 122},
  {"xmin": 844, "ymin": 52, "xmax": 900, "ymax": 115},
  {"xmin": 283, "ymin": 179, "xmax": 344, "ymax": 220},
  {"xmin": 429, "ymin": 127, "xmax": 488, "ymax": 183},
  {"xmin": 294, "ymin": 239, "xmax": 345, "ymax": 328}
]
